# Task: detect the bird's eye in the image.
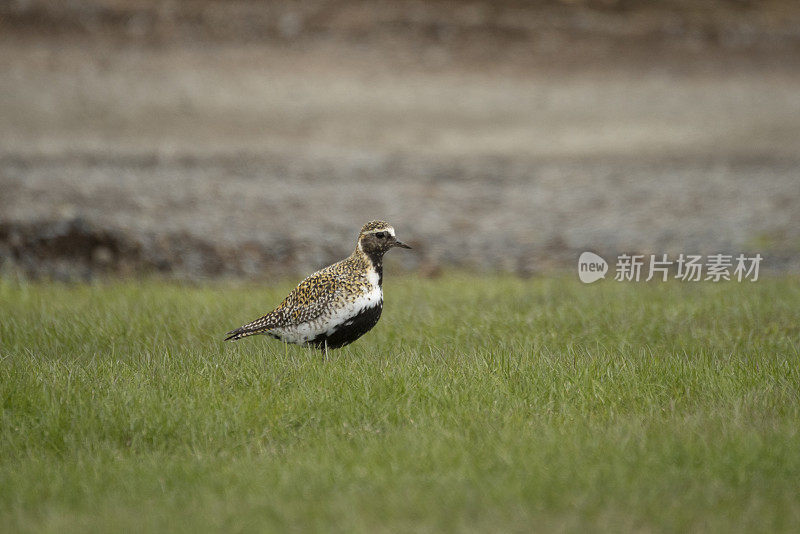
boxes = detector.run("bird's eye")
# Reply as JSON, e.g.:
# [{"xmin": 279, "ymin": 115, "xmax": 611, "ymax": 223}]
[{"xmin": 376, "ymin": 232, "xmax": 385, "ymax": 239}]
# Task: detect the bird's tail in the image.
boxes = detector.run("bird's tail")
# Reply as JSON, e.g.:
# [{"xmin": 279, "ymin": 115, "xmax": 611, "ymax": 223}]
[{"xmin": 224, "ymin": 314, "xmax": 276, "ymax": 341}]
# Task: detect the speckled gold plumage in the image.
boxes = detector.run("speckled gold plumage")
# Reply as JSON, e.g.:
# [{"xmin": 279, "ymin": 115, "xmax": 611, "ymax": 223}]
[
  {"xmin": 226, "ymin": 249, "xmax": 376, "ymax": 337},
  {"xmin": 225, "ymin": 220, "xmax": 411, "ymax": 350}
]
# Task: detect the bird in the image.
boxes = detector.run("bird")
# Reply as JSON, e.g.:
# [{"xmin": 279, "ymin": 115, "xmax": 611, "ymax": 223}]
[{"xmin": 225, "ymin": 220, "xmax": 412, "ymax": 356}]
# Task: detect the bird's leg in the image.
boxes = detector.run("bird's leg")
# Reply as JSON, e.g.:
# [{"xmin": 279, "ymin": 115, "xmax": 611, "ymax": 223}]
[{"xmin": 323, "ymin": 341, "xmax": 328, "ymax": 361}]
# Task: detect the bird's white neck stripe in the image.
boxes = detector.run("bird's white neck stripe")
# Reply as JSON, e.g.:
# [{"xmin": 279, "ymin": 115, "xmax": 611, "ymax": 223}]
[{"xmin": 366, "ymin": 267, "xmax": 381, "ymax": 289}]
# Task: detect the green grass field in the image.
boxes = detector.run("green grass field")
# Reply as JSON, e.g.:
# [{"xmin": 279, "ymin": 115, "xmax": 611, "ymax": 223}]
[{"xmin": 1, "ymin": 275, "xmax": 799, "ymax": 533}]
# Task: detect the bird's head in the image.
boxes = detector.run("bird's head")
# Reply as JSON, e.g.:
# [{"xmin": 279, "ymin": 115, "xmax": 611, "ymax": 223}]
[{"xmin": 356, "ymin": 220, "xmax": 412, "ymax": 257}]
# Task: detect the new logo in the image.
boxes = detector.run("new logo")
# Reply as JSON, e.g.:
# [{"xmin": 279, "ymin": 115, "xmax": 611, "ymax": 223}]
[{"xmin": 578, "ymin": 252, "xmax": 608, "ymax": 284}]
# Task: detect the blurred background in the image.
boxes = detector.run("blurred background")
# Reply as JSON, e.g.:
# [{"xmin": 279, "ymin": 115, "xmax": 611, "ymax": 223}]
[{"xmin": 1, "ymin": 0, "xmax": 799, "ymax": 280}]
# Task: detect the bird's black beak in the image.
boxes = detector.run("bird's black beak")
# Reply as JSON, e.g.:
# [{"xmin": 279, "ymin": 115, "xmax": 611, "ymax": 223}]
[{"xmin": 393, "ymin": 239, "xmax": 412, "ymax": 249}]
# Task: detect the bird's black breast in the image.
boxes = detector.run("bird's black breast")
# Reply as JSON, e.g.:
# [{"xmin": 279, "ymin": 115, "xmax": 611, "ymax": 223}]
[{"xmin": 311, "ymin": 303, "xmax": 383, "ymax": 350}]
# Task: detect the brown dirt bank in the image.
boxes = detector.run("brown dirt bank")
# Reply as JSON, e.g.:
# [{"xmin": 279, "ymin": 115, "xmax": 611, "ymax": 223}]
[
  {"xmin": 2, "ymin": 151, "xmax": 798, "ymax": 280},
  {"xmin": 4, "ymin": 0, "xmax": 800, "ymax": 52}
]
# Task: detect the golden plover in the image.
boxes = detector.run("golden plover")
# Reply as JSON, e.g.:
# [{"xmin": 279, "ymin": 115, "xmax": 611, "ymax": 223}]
[{"xmin": 225, "ymin": 220, "xmax": 411, "ymax": 354}]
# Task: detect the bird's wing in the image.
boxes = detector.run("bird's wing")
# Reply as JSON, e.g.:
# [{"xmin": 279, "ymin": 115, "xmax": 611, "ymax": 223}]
[
  {"xmin": 224, "ymin": 267, "xmax": 343, "ymax": 341},
  {"xmin": 272, "ymin": 270, "xmax": 341, "ymax": 326}
]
